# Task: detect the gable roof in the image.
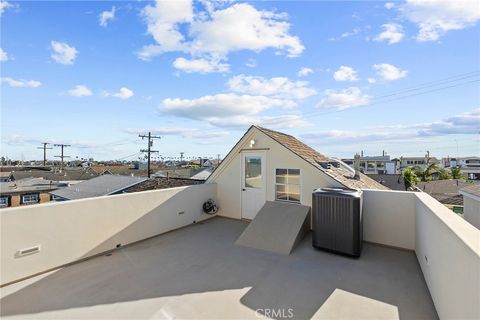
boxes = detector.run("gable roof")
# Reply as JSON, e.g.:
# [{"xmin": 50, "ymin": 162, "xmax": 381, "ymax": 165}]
[
  {"xmin": 50, "ymin": 175, "xmax": 148, "ymax": 200},
  {"xmin": 208, "ymin": 125, "xmax": 388, "ymax": 190},
  {"xmin": 255, "ymin": 126, "xmax": 388, "ymax": 190}
]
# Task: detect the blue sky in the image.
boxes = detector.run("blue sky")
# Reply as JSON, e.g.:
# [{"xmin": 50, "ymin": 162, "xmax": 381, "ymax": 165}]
[{"xmin": 1, "ymin": 0, "xmax": 479, "ymax": 161}]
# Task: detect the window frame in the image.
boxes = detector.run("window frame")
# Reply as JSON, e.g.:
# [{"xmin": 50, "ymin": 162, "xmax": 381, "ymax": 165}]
[
  {"xmin": 0, "ymin": 196, "xmax": 10, "ymax": 208},
  {"xmin": 21, "ymin": 193, "xmax": 40, "ymax": 205},
  {"xmin": 274, "ymin": 168, "xmax": 302, "ymax": 204}
]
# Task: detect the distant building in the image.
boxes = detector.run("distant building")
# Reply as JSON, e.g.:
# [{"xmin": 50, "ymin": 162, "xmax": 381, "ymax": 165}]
[
  {"xmin": 400, "ymin": 156, "xmax": 439, "ymax": 170},
  {"xmin": 0, "ymin": 178, "xmax": 67, "ymax": 208},
  {"xmin": 460, "ymin": 184, "xmax": 480, "ymax": 229},
  {"xmin": 50, "ymin": 175, "xmax": 148, "ymax": 201},
  {"xmin": 442, "ymin": 157, "xmax": 480, "ymax": 180},
  {"xmin": 342, "ymin": 153, "xmax": 400, "ymax": 175}
]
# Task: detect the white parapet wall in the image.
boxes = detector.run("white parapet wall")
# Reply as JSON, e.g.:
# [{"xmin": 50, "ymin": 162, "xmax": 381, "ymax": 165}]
[
  {"xmin": 362, "ymin": 189, "xmax": 480, "ymax": 320},
  {"xmin": 1, "ymin": 184, "xmax": 217, "ymax": 286},
  {"xmin": 415, "ymin": 192, "xmax": 480, "ymax": 320},
  {"xmin": 362, "ymin": 189, "xmax": 416, "ymax": 250}
]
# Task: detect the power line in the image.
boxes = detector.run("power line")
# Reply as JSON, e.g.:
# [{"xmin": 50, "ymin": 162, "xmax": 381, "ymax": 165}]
[
  {"xmin": 37, "ymin": 142, "xmax": 52, "ymax": 167},
  {"xmin": 303, "ymin": 78, "xmax": 480, "ymax": 119},
  {"xmin": 54, "ymin": 144, "xmax": 71, "ymax": 171},
  {"xmin": 139, "ymin": 132, "xmax": 161, "ymax": 178}
]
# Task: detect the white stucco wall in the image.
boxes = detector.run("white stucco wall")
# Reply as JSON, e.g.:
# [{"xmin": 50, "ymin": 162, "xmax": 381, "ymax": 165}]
[
  {"xmin": 415, "ymin": 192, "xmax": 480, "ymax": 320},
  {"xmin": 0, "ymin": 184, "xmax": 217, "ymax": 285},
  {"xmin": 362, "ymin": 189, "xmax": 480, "ymax": 319},
  {"xmin": 362, "ymin": 189, "xmax": 416, "ymax": 250},
  {"xmin": 211, "ymin": 127, "xmax": 342, "ymax": 220},
  {"xmin": 463, "ymin": 195, "xmax": 480, "ymax": 229}
]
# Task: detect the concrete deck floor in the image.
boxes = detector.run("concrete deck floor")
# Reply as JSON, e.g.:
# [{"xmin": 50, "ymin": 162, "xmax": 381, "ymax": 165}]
[{"xmin": 0, "ymin": 217, "xmax": 438, "ymax": 320}]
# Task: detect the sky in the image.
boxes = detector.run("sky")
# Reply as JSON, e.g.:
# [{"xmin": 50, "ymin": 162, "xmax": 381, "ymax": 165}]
[{"xmin": 1, "ymin": 0, "xmax": 479, "ymax": 162}]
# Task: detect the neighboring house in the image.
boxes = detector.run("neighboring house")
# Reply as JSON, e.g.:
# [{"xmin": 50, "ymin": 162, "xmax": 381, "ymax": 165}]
[
  {"xmin": 460, "ymin": 184, "xmax": 480, "ymax": 229},
  {"xmin": 342, "ymin": 154, "xmax": 400, "ymax": 175},
  {"xmin": 0, "ymin": 178, "xmax": 67, "ymax": 208},
  {"xmin": 207, "ymin": 126, "xmax": 388, "ymax": 220},
  {"xmin": 202, "ymin": 159, "xmax": 214, "ymax": 168},
  {"xmin": 416, "ymin": 179, "xmax": 473, "ymax": 213},
  {"xmin": 49, "ymin": 175, "xmax": 148, "ymax": 201},
  {"xmin": 400, "ymin": 156, "xmax": 439, "ymax": 170},
  {"xmin": 443, "ymin": 156, "xmax": 480, "ymax": 180},
  {"xmin": 0, "ymin": 172, "xmax": 15, "ymax": 182}
]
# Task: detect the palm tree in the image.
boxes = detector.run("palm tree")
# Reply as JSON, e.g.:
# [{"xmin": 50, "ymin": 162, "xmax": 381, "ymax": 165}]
[
  {"xmin": 413, "ymin": 163, "xmax": 438, "ymax": 182},
  {"xmin": 451, "ymin": 166, "xmax": 465, "ymax": 180},
  {"xmin": 403, "ymin": 167, "xmax": 419, "ymax": 190}
]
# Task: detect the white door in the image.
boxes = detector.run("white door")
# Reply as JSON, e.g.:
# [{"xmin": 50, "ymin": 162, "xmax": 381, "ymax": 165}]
[{"xmin": 241, "ymin": 152, "xmax": 266, "ymax": 220}]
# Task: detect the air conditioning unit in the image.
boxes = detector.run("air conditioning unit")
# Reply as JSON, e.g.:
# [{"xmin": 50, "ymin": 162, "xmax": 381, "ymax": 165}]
[{"xmin": 312, "ymin": 188, "xmax": 363, "ymax": 257}]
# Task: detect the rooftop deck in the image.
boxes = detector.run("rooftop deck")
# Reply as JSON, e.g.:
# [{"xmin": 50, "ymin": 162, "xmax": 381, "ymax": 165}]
[{"xmin": 1, "ymin": 217, "xmax": 437, "ymax": 319}]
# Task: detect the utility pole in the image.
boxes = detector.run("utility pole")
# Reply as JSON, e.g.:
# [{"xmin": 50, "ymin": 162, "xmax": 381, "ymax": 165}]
[
  {"xmin": 54, "ymin": 144, "xmax": 71, "ymax": 171},
  {"xmin": 139, "ymin": 132, "xmax": 161, "ymax": 178},
  {"xmin": 37, "ymin": 142, "xmax": 52, "ymax": 167}
]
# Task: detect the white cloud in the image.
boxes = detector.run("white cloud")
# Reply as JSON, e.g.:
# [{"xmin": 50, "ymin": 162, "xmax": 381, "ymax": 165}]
[
  {"xmin": 138, "ymin": 1, "xmax": 304, "ymax": 70},
  {"xmin": 318, "ymin": 87, "xmax": 370, "ymax": 110},
  {"xmin": 367, "ymin": 77, "xmax": 377, "ymax": 84},
  {"xmin": 245, "ymin": 59, "xmax": 256, "ymax": 68},
  {"xmin": 50, "ymin": 41, "xmax": 77, "ymax": 65},
  {"xmin": 1, "ymin": 77, "xmax": 41, "ymax": 88},
  {"xmin": 189, "ymin": 3, "xmax": 304, "ymax": 57},
  {"xmin": 301, "ymin": 108, "xmax": 480, "ymax": 144},
  {"xmin": 374, "ymin": 23, "xmax": 405, "ymax": 44},
  {"xmin": 419, "ymin": 108, "xmax": 480, "ymax": 136},
  {"xmin": 99, "ymin": 6, "xmax": 115, "ymax": 27},
  {"xmin": 0, "ymin": 0, "xmax": 12, "ymax": 15},
  {"xmin": 139, "ymin": 0, "xmax": 193, "ymax": 58},
  {"xmin": 173, "ymin": 57, "xmax": 229, "ymax": 73},
  {"xmin": 104, "ymin": 87, "xmax": 134, "ymax": 99},
  {"xmin": 385, "ymin": 2, "xmax": 396, "ymax": 10},
  {"xmin": 401, "ymin": 0, "xmax": 480, "ymax": 41},
  {"xmin": 0, "ymin": 48, "xmax": 8, "ymax": 61},
  {"xmin": 333, "ymin": 66, "xmax": 359, "ymax": 81},
  {"xmin": 329, "ymin": 27, "xmax": 361, "ymax": 41},
  {"xmin": 124, "ymin": 127, "xmax": 229, "ymax": 139},
  {"xmin": 297, "ymin": 67, "xmax": 313, "ymax": 77},
  {"xmin": 207, "ymin": 114, "xmax": 308, "ymax": 129},
  {"xmin": 373, "ymin": 63, "xmax": 408, "ymax": 81},
  {"xmin": 227, "ymin": 74, "xmax": 317, "ymax": 99},
  {"xmin": 161, "ymin": 93, "xmax": 296, "ymax": 121},
  {"xmin": 68, "ymin": 85, "xmax": 92, "ymax": 97}
]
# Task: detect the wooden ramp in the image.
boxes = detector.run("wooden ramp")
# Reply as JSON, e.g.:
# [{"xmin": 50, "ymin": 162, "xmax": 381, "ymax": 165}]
[{"xmin": 235, "ymin": 201, "xmax": 310, "ymax": 255}]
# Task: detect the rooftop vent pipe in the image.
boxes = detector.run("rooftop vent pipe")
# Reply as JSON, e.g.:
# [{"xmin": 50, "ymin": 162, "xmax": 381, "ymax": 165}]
[{"xmin": 354, "ymin": 153, "xmax": 361, "ymax": 180}]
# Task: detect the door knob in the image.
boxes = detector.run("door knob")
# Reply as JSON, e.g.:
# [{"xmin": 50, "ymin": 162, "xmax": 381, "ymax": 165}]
[{"xmin": 242, "ymin": 188, "xmax": 246, "ymax": 191}]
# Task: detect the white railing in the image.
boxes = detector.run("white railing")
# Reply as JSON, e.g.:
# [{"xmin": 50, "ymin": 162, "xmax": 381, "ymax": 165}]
[
  {"xmin": 362, "ymin": 189, "xmax": 480, "ymax": 320},
  {"xmin": 1, "ymin": 184, "xmax": 217, "ymax": 286}
]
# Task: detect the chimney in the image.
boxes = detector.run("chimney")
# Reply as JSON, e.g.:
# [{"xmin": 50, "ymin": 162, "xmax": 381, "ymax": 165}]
[{"xmin": 354, "ymin": 153, "xmax": 361, "ymax": 180}]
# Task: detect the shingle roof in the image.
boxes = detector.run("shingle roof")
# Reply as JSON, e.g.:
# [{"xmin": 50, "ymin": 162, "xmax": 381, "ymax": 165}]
[
  {"xmin": 460, "ymin": 184, "xmax": 480, "ymax": 198},
  {"xmin": 50, "ymin": 175, "xmax": 148, "ymax": 200},
  {"xmin": 255, "ymin": 126, "xmax": 389, "ymax": 190}
]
